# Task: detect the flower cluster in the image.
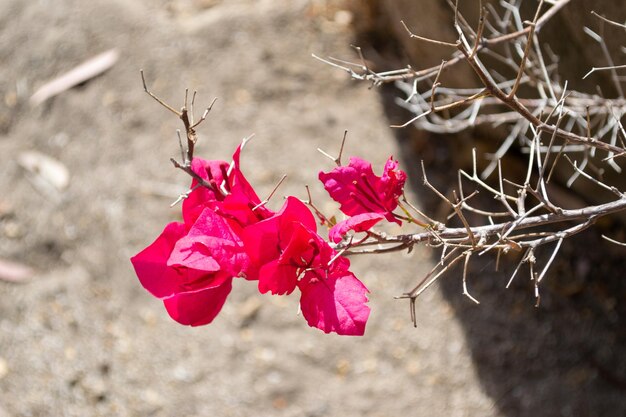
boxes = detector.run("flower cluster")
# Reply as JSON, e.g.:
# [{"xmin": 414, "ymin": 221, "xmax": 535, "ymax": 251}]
[
  {"xmin": 320, "ymin": 156, "xmax": 407, "ymax": 242},
  {"xmin": 131, "ymin": 144, "xmax": 406, "ymax": 336}
]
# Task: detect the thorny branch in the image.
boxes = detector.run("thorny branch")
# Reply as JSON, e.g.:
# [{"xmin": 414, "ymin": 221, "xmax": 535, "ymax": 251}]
[
  {"xmin": 140, "ymin": 71, "xmax": 220, "ymax": 195},
  {"xmin": 317, "ymin": 0, "xmax": 626, "ymax": 324}
]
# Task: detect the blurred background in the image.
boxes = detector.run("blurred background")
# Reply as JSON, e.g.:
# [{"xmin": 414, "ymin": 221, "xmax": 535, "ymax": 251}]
[{"xmin": 0, "ymin": 0, "xmax": 624, "ymax": 416}]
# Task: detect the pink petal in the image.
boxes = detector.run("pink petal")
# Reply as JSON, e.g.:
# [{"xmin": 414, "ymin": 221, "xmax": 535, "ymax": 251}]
[
  {"xmin": 319, "ymin": 156, "xmax": 405, "ymax": 224},
  {"xmin": 279, "ymin": 222, "xmax": 320, "ymax": 265},
  {"xmin": 280, "ymin": 196, "xmax": 317, "ymax": 232},
  {"xmin": 227, "ymin": 143, "xmax": 275, "ymax": 221},
  {"xmin": 300, "ymin": 225, "xmax": 339, "ymax": 271},
  {"xmin": 243, "ymin": 197, "xmax": 316, "ymax": 266},
  {"xmin": 256, "ymin": 222, "xmax": 319, "ymax": 295},
  {"xmin": 258, "ymin": 259, "xmax": 298, "ymax": 295},
  {"xmin": 168, "ymin": 245, "xmax": 221, "ymax": 272},
  {"xmin": 244, "ymin": 198, "xmax": 318, "ymax": 295},
  {"xmin": 298, "ymin": 268, "xmax": 370, "ymax": 336},
  {"xmin": 185, "ymin": 206, "xmax": 241, "ymax": 240},
  {"xmin": 318, "ymin": 157, "xmax": 380, "ymax": 215},
  {"xmin": 163, "ymin": 278, "xmax": 233, "ymax": 326},
  {"xmin": 130, "ymin": 222, "xmax": 188, "ymax": 298},
  {"xmin": 218, "ymin": 189, "xmax": 271, "ymax": 231},
  {"xmin": 379, "ymin": 157, "xmax": 407, "ymax": 215},
  {"xmin": 241, "ymin": 215, "xmax": 282, "ymax": 265},
  {"xmin": 168, "ymin": 208, "xmax": 250, "ymax": 279},
  {"xmin": 329, "ymin": 212, "xmax": 385, "ymax": 243},
  {"xmin": 229, "ymin": 143, "xmax": 259, "ymax": 201}
]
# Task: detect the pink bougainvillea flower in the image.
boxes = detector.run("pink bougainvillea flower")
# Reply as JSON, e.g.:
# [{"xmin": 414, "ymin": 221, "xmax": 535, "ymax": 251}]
[
  {"xmin": 298, "ymin": 266, "xmax": 370, "ymax": 336},
  {"xmin": 131, "ymin": 221, "xmax": 232, "ymax": 326},
  {"xmin": 242, "ymin": 196, "xmax": 317, "ymax": 295},
  {"xmin": 319, "ymin": 156, "xmax": 407, "ymax": 224},
  {"xmin": 243, "ymin": 196, "xmax": 370, "ymax": 335},
  {"xmin": 288, "ymin": 227, "xmax": 370, "ymax": 336},
  {"xmin": 328, "ymin": 212, "xmax": 385, "ymax": 243},
  {"xmin": 131, "ymin": 208, "xmax": 251, "ymax": 326}
]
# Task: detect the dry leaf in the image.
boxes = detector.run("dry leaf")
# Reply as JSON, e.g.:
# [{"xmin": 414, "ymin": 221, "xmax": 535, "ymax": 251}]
[
  {"xmin": 18, "ymin": 150, "xmax": 70, "ymax": 192},
  {"xmin": 30, "ymin": 48, "xmax": 119, "ymax": 106}
]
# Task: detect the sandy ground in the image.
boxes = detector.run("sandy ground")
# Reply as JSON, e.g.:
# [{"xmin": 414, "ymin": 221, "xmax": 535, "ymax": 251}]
[{"xmin": 0, "ymin": 1, "xmax": 624, "ymax": 416}]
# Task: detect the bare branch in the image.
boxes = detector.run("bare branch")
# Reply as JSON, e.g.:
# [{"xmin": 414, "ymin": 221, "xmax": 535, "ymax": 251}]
[
  {"xmin": 591, "ymin": 11, "xmax": 626, "ymax": 30},
  {"xmin": 400, "ymin": 20, "xmax": 459, "ymax": 48}
]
